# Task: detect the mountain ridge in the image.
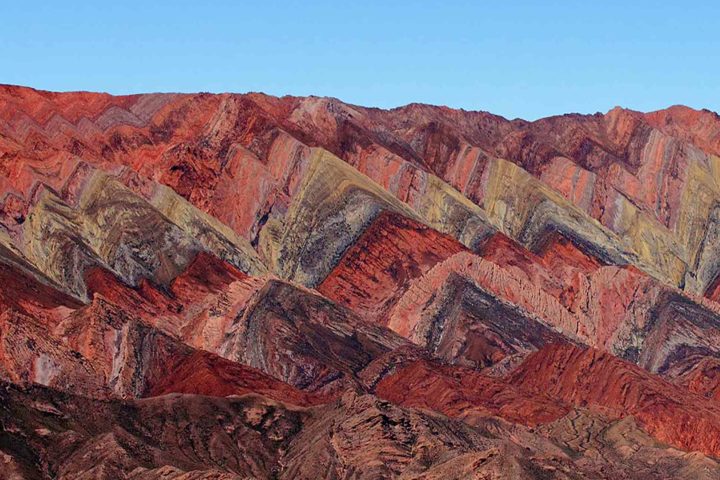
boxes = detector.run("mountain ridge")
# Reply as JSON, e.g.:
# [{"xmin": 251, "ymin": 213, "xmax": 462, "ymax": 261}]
[{"xmin": 4, "ymin": 82, "xmax": 718, "ymax": 122}]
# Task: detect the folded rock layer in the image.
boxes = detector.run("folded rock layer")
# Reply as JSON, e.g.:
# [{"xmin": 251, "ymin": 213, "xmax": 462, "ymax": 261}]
[{"xmin": 3, "ymin": 84, "xmax": 720, "ymax": 478}]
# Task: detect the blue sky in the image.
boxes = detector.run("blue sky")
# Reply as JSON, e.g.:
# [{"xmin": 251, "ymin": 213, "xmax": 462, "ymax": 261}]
[{"xmin": 1, "ymin": 1, "xmax": 718, "ymax": 120}]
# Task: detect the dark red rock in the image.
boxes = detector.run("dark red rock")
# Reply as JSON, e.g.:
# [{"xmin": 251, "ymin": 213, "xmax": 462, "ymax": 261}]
[
  {"xmin": 317, "ymin": 211, "xmax": 465, "ymax": 324},
  {"xmin": 509, "ymin": 343, "xmax": 720, "ymax": 457}
]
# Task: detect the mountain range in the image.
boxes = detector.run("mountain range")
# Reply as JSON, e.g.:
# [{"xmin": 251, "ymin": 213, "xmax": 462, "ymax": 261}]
[{"xmin": 2, "ymin": 84, "xmax": 720, "ymax": 478}]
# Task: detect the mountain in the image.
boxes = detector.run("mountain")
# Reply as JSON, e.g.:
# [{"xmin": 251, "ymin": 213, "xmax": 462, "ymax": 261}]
[{"xmin": 2, "ymin": 84, "xmax": 720, "ymax": 478}]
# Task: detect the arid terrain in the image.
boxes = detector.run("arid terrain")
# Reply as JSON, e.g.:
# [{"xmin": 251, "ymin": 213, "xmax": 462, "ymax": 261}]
[{"xmin": 3, "ymin": 84, "xmax": 720, "ymax": 478}]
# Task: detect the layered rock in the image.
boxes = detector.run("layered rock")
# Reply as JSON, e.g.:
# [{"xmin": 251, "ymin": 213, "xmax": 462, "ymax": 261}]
[
  {"xmin": 5, "ymin": 84, "xmax": 720, "ymax": 478},
  {"xmin": 509, "ymin": 343, "xmax": 720, "ymax": 457},
  {"xmin": 317, "ymin": 211, "xmax": 465, "ymax": 323}
]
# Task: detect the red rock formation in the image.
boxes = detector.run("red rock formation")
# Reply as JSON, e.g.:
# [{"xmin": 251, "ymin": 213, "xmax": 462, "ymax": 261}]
[
  {"xmin": 535, "ymin": 231, "xmax": 603, "ymax": 275},
  {"xmin": 645, "ymin": 105, "xmax": 720, "ymax": 157},
  {"xmin": 146, "ymin": 350, "xmax": 326, "ymax": 406},
  {"xmin": 509, "ymin": 343, "xmax": 720, "ymax": 457},
  {"xmin": 476, "ymin": 232, "xmax": 564, "ymax": 298},
  {"xmin": 375, "ymin": 358, "xmax": 568, "ymax": 426},
  {"xmin": 6, "ymin": 84, "xmax": 720, "ymax": 477},
  {"xmin": 317, "ymin": 211, "xmax": 465, "ymax": 323},
  {"xmin": 0, "ymin": 257, "xmax": 80, "ymax": 321},
  {"xmin": 667, "ymin": 355, "xmax": 720, "ymax": 401}
]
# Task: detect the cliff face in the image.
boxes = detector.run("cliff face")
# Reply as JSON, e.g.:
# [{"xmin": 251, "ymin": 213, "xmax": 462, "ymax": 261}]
[{"xmin": 3, "ymin": 84, "xmax": 720, "ymax": 478}]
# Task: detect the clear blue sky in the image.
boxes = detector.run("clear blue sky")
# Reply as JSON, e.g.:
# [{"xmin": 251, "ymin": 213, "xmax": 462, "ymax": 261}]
[{"xmin": 1, "ymin": 1, "xmax": 718, "ymax": 120}]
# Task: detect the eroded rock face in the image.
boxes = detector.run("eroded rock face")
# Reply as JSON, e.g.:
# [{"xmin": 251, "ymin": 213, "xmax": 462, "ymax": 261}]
[
  {"xmin": 222, "ymin": 279, "xmax": 411, "ymax": 395},
  {"xmin": 317, "ymin": 211, "xmax": 466, "ymax": 323},
  {"xmin": 5, "ymin": 84, "xmax": 720, "ymax": 477},
  {"xmin": 508, "ymin": 343, "xmax": 720, "ymax": 458}
]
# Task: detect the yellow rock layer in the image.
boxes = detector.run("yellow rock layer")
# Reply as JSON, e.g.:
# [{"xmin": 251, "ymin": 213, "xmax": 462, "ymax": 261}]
[
  {"xmin": 21, "ymin": 170, "xmax": 267, "ymax": 300},
  {"xmin": 149, "ymin": 182, "xmax": 267, "ymax": 276},
  {"xmin": 267, "ymin": 147, "xmax": 421, "ymax": 285},
  {"xmin": 480, "ymin": 157, "xmax": 683, "ymax": 285},
  {"xmin": 409, "ymin": 172, "xmax": 495, "ymax": 249}
]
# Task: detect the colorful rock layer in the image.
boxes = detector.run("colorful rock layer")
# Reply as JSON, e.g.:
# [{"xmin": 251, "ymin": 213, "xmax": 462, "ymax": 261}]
[{"xmin": 3, "ymin": 84, "xmax": 720, "ymax": 478}]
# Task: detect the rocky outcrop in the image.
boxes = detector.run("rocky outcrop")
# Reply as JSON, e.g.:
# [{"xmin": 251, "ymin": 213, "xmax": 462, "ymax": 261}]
[
  {"xmin": 317, "ymin": 211, "xmax": 465, "ymax": 323},
  {"xmin": 374, "ymin": 358, "xmax": 569, "ymax": 426},
  {"xmin": 509, "ymin": 343, "xmax": 720, "ymax": 458}
]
